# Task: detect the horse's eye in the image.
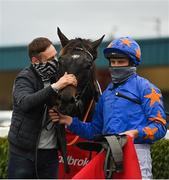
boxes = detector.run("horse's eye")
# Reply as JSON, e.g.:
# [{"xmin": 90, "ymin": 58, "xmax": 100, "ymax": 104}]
[
  {"xmin": 70, "ymin": 97, "xmax": 75, "ymax": 103},
  {"xmin": 84, "ymin": 61, "xmax": 92, "ymax": 68},
  {"xmin": 85, "ymin": 62, "xmax": 92, "ymax": 69}
]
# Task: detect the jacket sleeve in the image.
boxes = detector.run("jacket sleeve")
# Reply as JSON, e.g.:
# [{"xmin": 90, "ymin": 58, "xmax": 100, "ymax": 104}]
[
  {"xmin": 136, "ymin": 81, "xmax": 167, "ymax": 143},
  {"xmin": 68, "ymin": 95, "xmax": 104, "ymax": 140},
  {"xmin": 13, "ymin": 75, "xmax": 56, "ymax": 112}
]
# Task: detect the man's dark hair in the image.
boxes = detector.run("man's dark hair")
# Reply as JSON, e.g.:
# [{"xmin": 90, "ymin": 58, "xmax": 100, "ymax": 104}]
[{"xmin": 28, "ymin": 37, "xmax": 52, "ymax": 59}]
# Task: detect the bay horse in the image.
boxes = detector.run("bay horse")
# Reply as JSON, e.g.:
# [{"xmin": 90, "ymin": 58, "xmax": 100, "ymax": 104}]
[{"xmin": 50, "ymin": 28, "xmax": 104, "ymax": 177}]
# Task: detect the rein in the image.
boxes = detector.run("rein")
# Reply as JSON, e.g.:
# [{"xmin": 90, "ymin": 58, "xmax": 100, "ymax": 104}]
[{"xmin": 67, "ymin": 98, "xmax": 94, "ymax": 146}]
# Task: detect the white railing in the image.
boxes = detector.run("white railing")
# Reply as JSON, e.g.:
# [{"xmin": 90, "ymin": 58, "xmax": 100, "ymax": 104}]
[{"xmin": 0, "ymin": 110, "xmax": 12, "ymax": 137}]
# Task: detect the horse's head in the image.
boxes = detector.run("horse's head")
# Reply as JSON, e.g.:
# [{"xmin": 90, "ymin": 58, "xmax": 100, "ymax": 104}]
[{"xmin": 55, "ymin": 28, "xmax": 104, "ymax": 118}]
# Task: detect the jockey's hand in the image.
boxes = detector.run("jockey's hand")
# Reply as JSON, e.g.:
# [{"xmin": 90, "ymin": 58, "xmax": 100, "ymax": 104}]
[
  {"xmin": 119, "ymin": 129, "xmax": 138, "ymax": 138},
  {"xmin": 48, "ymin": 109, "xmax": 73, "ymax": 125},
  {"xmin": 58, "ymin": 113, "xmax": 73, "ymax": 126},
  {"xmin": 48, "ymin": 109, "xmax": 60, "ymax": 123},
  {"xmin": 51, "ymin": 72, "xmax": 77, "ymax": 90}
]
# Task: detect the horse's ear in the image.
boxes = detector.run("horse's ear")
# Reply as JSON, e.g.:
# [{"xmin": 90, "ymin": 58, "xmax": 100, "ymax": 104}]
[
  {"xmin": 57, "ymin": 27, "xmax": 69, "ymax": 47},
  {"xmin": 92, "ymin": 35, "xmax": 105, "ymax": 50}
]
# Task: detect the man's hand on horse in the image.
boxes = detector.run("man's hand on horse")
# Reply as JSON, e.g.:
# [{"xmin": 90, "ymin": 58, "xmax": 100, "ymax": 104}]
[
  {"xmin": 51, "ymin": 72, "xmax": 77, "ymax": 90},
  {"xmin": 48, "ymin": 108, "xmax": 73, "ymax": 125}
]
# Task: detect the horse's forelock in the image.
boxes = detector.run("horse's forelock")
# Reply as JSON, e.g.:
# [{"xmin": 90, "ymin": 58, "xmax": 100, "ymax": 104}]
[{"xmin": 60, "ymin": 38, "xmax": 94, "ymax": 57}]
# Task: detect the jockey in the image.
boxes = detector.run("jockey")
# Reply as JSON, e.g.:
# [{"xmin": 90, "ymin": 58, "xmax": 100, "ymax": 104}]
[{"xmin": 49, "ymin": 37, "xmax": 167, "ymax": 179}]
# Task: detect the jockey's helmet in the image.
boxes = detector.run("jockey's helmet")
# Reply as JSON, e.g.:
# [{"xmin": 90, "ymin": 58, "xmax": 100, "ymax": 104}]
[{"xmin": 103, "ymin": 37, "xmax": 141, "ymax": 66}]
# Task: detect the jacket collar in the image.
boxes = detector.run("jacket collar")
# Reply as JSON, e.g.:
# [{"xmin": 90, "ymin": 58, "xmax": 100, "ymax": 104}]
[{"xmin": 108, "ymin": 73, "xmax": 137, "ymax": 90}]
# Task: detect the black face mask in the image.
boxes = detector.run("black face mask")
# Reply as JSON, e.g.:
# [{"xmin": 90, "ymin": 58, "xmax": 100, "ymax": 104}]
[
  {"xmin": 109, "ymin": 66, "xmax": 136, "ymax": 84},
  {"xmin": 33, "ymin": 58, "xmax": 58, "ymax": 81}
]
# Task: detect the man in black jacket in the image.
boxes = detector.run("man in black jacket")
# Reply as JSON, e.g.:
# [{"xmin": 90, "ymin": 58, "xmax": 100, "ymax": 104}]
[{"xmin": 7, "ymin": 37, "xmax": 77, "ymax": 179}]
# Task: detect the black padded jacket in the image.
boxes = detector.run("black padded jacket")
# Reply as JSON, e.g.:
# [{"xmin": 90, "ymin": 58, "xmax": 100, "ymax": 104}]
[
  {"xmin": 8, "ymin": 65, "xmax": 69, "ymax": 172},
  {"xmin": 8, "ymin": 65, "xmax": 58, "ymax": 158}
]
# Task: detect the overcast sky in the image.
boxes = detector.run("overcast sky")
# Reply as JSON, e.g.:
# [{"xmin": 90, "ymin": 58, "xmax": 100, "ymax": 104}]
[{"xmin": 0, "ymin": 0, "xmax": 169, "ymax": 47}]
